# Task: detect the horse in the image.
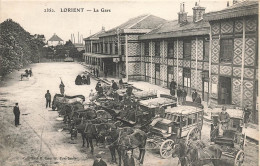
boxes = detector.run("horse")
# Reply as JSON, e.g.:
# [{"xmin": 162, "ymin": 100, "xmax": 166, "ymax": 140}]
[
  {"xmin": 52, "ymin": 94, "xmax": 85, "ymax": 111},
  {"xmin": 21, "ymin": 73, "xmax": 29, "ymax": 80},
  {"xmin": 172, "ymin": 139, "xmax": 222, "ymax": 166},
  {"xmin": 72, "ymin": 118, "xmax": 108, "ymax": 153},
  {"xmin": 102, "ymin": 127, "xmax": 147, "ymax": 166}
]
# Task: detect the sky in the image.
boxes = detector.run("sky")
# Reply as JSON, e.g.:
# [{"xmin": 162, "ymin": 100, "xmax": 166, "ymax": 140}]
[{"xmin": 0, "ymin": 0, "xmax": 232, "ymax": 42}]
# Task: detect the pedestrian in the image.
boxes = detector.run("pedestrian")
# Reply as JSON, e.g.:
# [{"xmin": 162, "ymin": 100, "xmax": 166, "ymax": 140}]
[
  {"xmin": 29, "ymin": 68, "xmax": 32, "ymax": 77},
  {"xmin": 87, "ymin": 74, "xmax": 91, "ymax": 85},
  {"xmin": 96, "ymin": 68, "xmax": 99, "ymax": 77},
  {"xmin": 243, "ymin": 105, "xmax": 251, "ymax": 124},
  {"xmin": 13, "ymin": 103, "xmax": 20, "ymax": 127},
  {"xmin": 195, "ymin": 94, "xmax": 201, "ymax": 104},
  {"xmin": 45, "ymin": 90, "xmax": 51, "ymax": 108},
  {"xmin": 123, "ymin": 150, "xmax": 135, "ymax": 166},
  {"xmin": 192, "ymin": 89, "xmax": 198, "ymax": 102},
  {"xmin": 112, "ymin": 80, "xmax": 119, "ymax": 90},
  {"xmin": 169, "ymin": 79, "xmax": 176, "ymax": 96},
  {"xmin": 177, "ymin": 87, "xmax": 183, "ymax": 105},
  {"xmin": 93, "ymin": 154, "xmax": 107, "ymax": 166},
  {"xmin": 182, "ymin": 88, "xmax": 187, "ymax": 103},
  {"xmin": 104, "ymin": 69, "xmax": 108, "ymax": 77},
  {"xmin": 25, "ymin": 69, "xmax": 29, "ymax": 75},
  {"xmin": 59, "ymin": 81, "xmax": 65, "ymax": 96},
  {"xmin": 95, "ymin": 81, "xmax": 101, "ymax": 92}
]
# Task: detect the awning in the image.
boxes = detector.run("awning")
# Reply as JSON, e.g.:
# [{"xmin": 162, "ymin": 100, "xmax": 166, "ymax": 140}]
[{"xmin": 83, "ymin": 53, "xmax": 119, "ymax": 59}]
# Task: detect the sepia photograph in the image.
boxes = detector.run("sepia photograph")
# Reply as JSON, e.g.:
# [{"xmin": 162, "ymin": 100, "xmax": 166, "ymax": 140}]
[{"xmin": 0, "ymin": 0, "xmax": 259, "ymax": 165}]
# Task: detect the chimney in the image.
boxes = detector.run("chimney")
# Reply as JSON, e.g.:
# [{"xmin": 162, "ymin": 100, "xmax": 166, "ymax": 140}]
[
  {"xmin": 192, "ymin": 2, "xmax": 206, "ymax": 22},
  {"xmin": 178, "ymin": 2, "xmax": 188, "ymax": 25},
  {"xmin": 102, "ymin": 26, "xmax": 105, "ymax": 32}
]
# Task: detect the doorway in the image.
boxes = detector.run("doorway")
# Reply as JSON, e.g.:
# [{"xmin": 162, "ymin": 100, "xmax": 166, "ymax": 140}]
[
  {"xmin": 218, "ymin": 76, "xmax": 232, "ymax": 104},
  {"xmin": 167, "ymin": 66, "xmax": 174, "ymax": 88}
]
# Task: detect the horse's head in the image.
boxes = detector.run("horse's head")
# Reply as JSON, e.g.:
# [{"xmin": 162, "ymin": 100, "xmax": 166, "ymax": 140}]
[{"xmin": 172, "ymin": 139, "xmax": 186, "ymax": 158}]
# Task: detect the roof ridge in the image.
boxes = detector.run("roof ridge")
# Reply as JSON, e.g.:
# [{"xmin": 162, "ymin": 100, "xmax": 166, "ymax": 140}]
[{"xmin": 127, "ymin": 14, "xmax": 151, "ymax": 29}]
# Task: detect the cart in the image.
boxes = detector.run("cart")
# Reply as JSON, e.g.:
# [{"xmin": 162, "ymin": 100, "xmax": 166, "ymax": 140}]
[
  {"xmin": 147, "ymin": 101, "xmax": 204, "ymax": 158},
  {"xmin": 210, "ymin": 107, "xmax": 246, "ymax": 166}
]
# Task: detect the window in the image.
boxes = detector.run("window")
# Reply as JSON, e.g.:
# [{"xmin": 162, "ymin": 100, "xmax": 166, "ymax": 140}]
[
  {"xmin": 155, "ymin": 41, "xmax": 160, "ymax": 56},
  {"xmin": 220, "ymin": 39, "xmax": 233, "ymax": 63},
  {"xmin": 203, "ymin": 40, "xmax": 209, "ymax": 61},
  {"xmin": 167, "ymin": 41, "xmax": 174, "ymax": 58},
  {"xmin": 144, "ymin": 42, "xmax": 149, "ymax": 55},
  {"xmin": 121, "ymin": 44, "xmax": 125, "ymax": 55},
  {"xmin": 183, "ymin": 68, "xmax": 191, "ymax": 88},
  {"xmin": 188, "ymin": 115, "xmax": 193, "ymax": 125},
  {"xmin": 183, "ymin": 40, "xmax": 191, "ymax": 59}
]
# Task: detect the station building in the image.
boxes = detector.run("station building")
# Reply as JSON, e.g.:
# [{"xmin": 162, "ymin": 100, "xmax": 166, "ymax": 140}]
[{"xmin": 83, "ymin": 1, "xmax": 258, "ymax": 123}]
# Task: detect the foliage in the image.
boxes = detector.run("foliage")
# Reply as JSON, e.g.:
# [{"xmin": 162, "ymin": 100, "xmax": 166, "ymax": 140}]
[{"xmin": 0, "ymin": 19, "xmax": 45, "ymax": 76}]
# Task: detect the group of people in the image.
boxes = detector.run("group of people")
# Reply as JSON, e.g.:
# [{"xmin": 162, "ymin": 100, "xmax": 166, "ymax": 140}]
[
  {"xmin": 169, "ymin": 79, "xmax": 201, "ymax": 105},
  {"xmin": 75, "ymin": 74, "xmax": 91, "ymax": 85},
  {"xmin": 25, "ymin": 68, "xmax": 32, "ymax": 77}
]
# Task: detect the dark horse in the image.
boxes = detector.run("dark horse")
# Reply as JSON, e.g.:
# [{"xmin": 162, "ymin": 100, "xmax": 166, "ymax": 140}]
[
  {"xmin": 102, "ymin": 127, "xmax": 147, "ymax": 166},
  {"xmin": 21, "ymin": 73, "xmax": 29, "ymax": 80},
  {"xmin": 73, "ymin": 118, "xmax": 107, "ymax": 154},
  {"xmin": 52, "ymin": 94, "xmax": 85, "ymax": 111},
  {"xmin": 172, "ymin": 139, "xmax": 222, "ymax": 166}
]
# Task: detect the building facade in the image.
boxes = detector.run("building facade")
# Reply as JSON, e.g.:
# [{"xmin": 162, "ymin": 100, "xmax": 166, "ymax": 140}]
[
  {"xmin": 83, "ymin": 1, "xmax": 259, "ymax": 123},
  {"xmin": 204, "ymin": 1, "xmax": 258, "ymax": 123}
]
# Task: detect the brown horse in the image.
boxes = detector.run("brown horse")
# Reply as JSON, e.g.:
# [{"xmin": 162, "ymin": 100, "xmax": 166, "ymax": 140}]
[
  {"xmin": 102, "ymin": 127, "xmax": 147, "ymax": 166},
  {"xmin": 172, "ymin": 139, "xmax": 222, "ymax": 166}
]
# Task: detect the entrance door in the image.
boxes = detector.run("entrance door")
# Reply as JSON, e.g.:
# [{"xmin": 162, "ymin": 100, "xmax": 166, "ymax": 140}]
[
  {"xmin": 145, "ymin": 63, "xmax": 149, "ymax": 82},
  {"xmin": 183, "ymin": 68, "xmax": 191, "ymax": 95},
  {"xmin": 155, "ymin": 64, "xmax": 160, "ymax": 85},
  {"xmin": 167, "ymin": 66, "xmax": 174, "ymax": 88},
  {"xmin": 218, "ymin": 76, "xmax": 232, "ymax": 104}
]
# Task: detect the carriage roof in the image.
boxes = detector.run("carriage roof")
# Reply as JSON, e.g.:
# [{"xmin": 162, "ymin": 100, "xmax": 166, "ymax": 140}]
[
  {"xmin": 165, "ymin": 105, "xmax": 203, "ymax": 115},
  {"xmin": 139, "ymin": 97, "xmax": 176, "ymax": 107},
  {"xmin": 211, "ymin": 108, "xmax": 244, "ymax": 119},
  {"xmin": 133, "ymin": 90, "xmax": 157, "ymax": 98}
]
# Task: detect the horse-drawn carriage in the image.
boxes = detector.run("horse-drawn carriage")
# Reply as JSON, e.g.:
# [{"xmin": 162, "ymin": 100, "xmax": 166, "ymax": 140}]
[
  {"xmin": 210, "ymin": 107, "xmax": 246, "ymax": 166},
  {"xmin": 146, "ymin": 101, "xmax": 204, "ymax": 159}
]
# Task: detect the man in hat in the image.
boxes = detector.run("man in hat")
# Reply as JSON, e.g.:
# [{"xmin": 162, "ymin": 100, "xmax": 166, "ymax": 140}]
[
  {"xmin": 45, "ymin": 90, "xmax": 51, "ymax": 108},
  {"xmin": 59, "ymin": 81, "xmax": 65, "ymax": 96},
  {"xmin": 192, "ymin": 89, "xmax": 198, "ymax": 102},
  {"xmin": 93, "ymin": 154, "xmax": 107, "ymax": 166},
  {"xmin": 123, "ymin": 150, "xmax": 135, "ymax": 166},
  {"xmin": 177, "ymin": 87, "xmax": 183, "ymax": 105},
  {"xmin": 13, "ymin": 103, "xmax": 21, "ymax": 127},
  {"xmin": 218, "ymin": 106, "xmax": 230, "ymax": 136}
]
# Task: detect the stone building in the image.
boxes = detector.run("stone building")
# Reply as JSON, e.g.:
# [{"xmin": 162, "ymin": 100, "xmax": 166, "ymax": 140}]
[
  {"xmin": 83, "ymin": 15, "xmax": 166, "ymax": 78},
  {"xmin": 204, "ymin": 1, "xmax": 258, "ymax": 123}
]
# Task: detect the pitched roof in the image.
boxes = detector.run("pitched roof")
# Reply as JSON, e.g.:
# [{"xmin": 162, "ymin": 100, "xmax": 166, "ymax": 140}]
[
  {"xmin": 48, "ymin": 34, "xmax": 63, "ymax": 41},
  {"xmin": 204, "ymin": 1, "xmax": 258, "ymax": 21},
  {"xmin": 139, "ymin": 16, "xmax": 210, "ymax": 40},
  {"xmin": 84, "ymin": 29, "xmax": 106, "ymax": 41},
  {"xmin": 99, "ymin": 14, "xmax": 167, "ymax": 37}
]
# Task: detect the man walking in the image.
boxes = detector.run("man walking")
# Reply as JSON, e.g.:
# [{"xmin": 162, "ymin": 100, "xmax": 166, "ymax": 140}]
[
  {"xmin": 96, "ymin": 68, "xmax": 99, "ymax": 77},
  {"xmin": 59, "ymin": 81, "xmax": 65, "ymax": 96},
  {"xmin": 177, "ymin": 87, "xmax": 183, "ymax": 105},
  {"xmin": 13, "ymin": 103, "xmax": 20, "ymax": 127},
  {"xmin": 192, "ymin": 90, "xmax": 198, "ymax": 102},
  {"xmin": 29, "ymin": 68, "xmax": 32, "ymax": 77},
  {"xmin": 45, "ymin": 90, "xmax": 51, "ymax": 108},
  {"xmin": 169, "ymin": 79, "xmax": 176, "ymax": 97},
  {"xmin": 123, "ymin": 150, "xmax": 135, "ymax": 166},
  {"xmin": 182, "ymin": 88, "xmax": 187, "ymax": 103}
]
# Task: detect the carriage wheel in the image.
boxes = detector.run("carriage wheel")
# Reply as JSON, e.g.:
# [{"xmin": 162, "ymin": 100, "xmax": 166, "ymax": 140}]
[
  {"xmin": 186, "ymin": 127, "xmax": 201, "ymax": 144},
  {"xmin": 234, "ymin": 150, "xmax": 245, "ymax": 166},
  {"xmin": 160, "ymin": 139, "xmax": 174, "ymax": 159}
]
